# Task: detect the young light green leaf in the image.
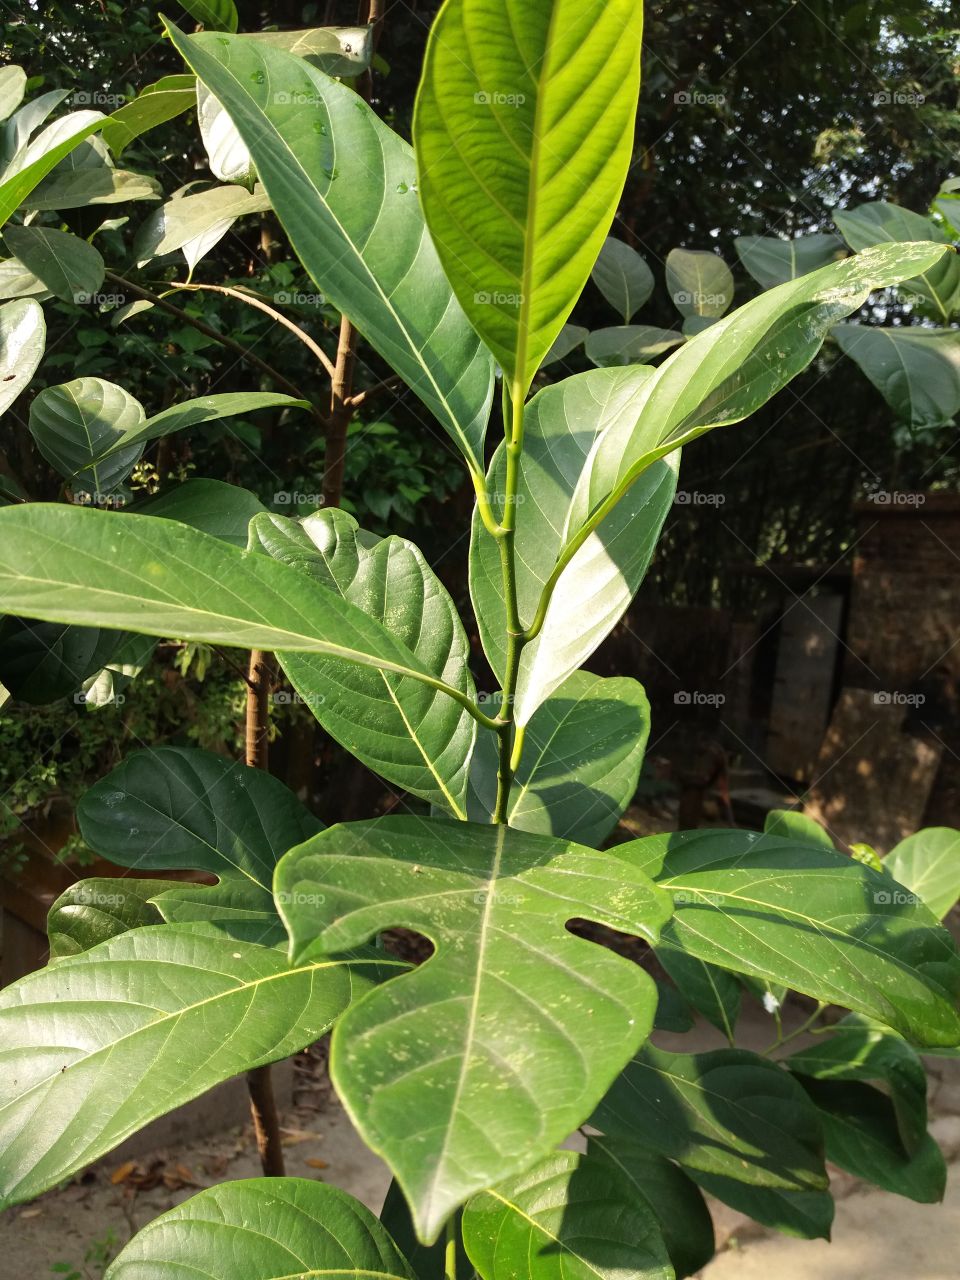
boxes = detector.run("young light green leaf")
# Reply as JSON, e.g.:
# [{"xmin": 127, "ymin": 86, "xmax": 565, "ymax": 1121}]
[
  {"xmin": 101, "ymin": 75, "xmax": 197, "ymax": 156},
  {"xmin": 28, "ymin": 377, "xmax": 145, "ymax": 495},
  {"xmin": 133, "ymin": 183, "xmax": 272, "ymax": 270},
  {"xmin": 884, "ymin": 827, "xmax": 960, "ymax": 920},
  {"xmin": 833, "ymin": 324, "xmax": 960, "ymax": 430},
  {"xmin": 469, "ymin": 671, "xmax": 650, "ymax": 845},
  {"xmin": 0, "ymin": 926, "xmax": 391, "ymax": 1208},
  {"xmin": 78, "ymin": 746, "xmax": 323, "ymax": 945},
  {"xmin": 462, "ymin": 1151, "xmax": 673, "ymax": 1280},
  {"xmin": 735, "ymin": 231, "xmax": 846, "ymax": 289},
  {"xmin": 166, "ymin": 23, "xmax": 494, "ymax": 475},
  {"xmin": 0, "ymin": 297, "xmax": 44, "ymax": 419},
  {"xmin": 0, "ymin": 505, "xmax": 473, "ymax": 708},
  {"xmin": 47, "ymin": 877, "xmax": 165, "ymax": 959},
  {"xmin": 2, "ymin": 225, "xmax": 104, "ymax": 304},
  {"xmin": 0, "ymin": 110, "xmax": 105, "ymax": 225},
  {"xmin": 177, "ymin": 0, "xmax": 238, "ymax": 31},
  {"xmin": 277, "ymin": 815, "xmax": 672, "ymax": 1242},
  {"xmin": 3, "ymin": 89, "xmax": 70, "ymax": 162},
  {"xmin": 588, "ymin": 1135, "xmax": 715, "ymax": 1279},
  {"xmin": 0, "ymin": 66, "xmax": 27, "ymax": 124},
  {"xmin": 666, "ymin": 248, "xmax": 734, "ymax": 318},
  {"xmin": 593, "ymin": 1045, "xmax": 828, "ymax": 1191},
  {"xmin": 834, "ymin": 201, "xmax": 960, "ymax": 320},
  {"xmin": 591, "ymin": 237, "xmax": 656, "ymax": 322},
  {"xmin": 104, "ymin": 1179, "xmax": 416, "ymax": 1280},
  {"xmin": 250, "ymin": 509, "xmax": 478, "ymax": 818},
  {"xmin": 800, "ymin": 1078, "xmax": 946, "ymax": 1202},
  {"xmin": 627, "ymin": 828, "xmax": 960, "ymax": 1047},
  {"xmin": 470, "ymin": 367, "xmax": 678, "ymax": 724},
  {"xmin": 414, "ymin": 0, "xmax": 644, "ymax": 396},
  {"xmin": 585, "ymin": 325, "xmax": 685, "ymax": 367}
]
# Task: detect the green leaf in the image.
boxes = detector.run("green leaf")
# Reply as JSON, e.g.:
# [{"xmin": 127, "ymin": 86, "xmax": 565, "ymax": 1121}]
[
  {"xmin": 3, "ymin": 90, "xmax": 70, "ymax": 163},
  {"xmin": 470, "ymin": 671, "xmax": 650, "ymax": 845},
  {"xmin": 0, "ymin": 66, "xmax": 26, "ymax": 124},
  {"xmin": 276, "ymin": 815, "xmax": 672, "ymax": 1242},
  {"xmin": 0, "ymin": 926, "xmax": 390, "ymax": 1208},
  {"xmin": 166, "ymin": 25, "xmax": 494, "ymax": 476},
  {"xmin": 133, "ymin": 183, "xmax": 272, "ymax": 271},
  {"xmin": 0, "ymin": 255, "xmax": 50, "ymax": 300},
  {"xmin": 80, "ymin": 631, "xmax": 155, "ymax": 707},
  {"xmin": 0, "ymin": 297, "xmax": 44, "ymax": 418},
  {"xmin": 685, "ymin": 1171, "xmax": 834, "ymax": 1241},
  {"xmin": 78, "ymin": 745, "xmax": 322, "ymax": 945},
  {"xmin": 178, "ymin": 0, "xmax": 238, "ymax": 31},
  {"xmin": 0, "ymin": 111, "xmax": 105, "ymax": 225},
  {"xmin": 585, "ymin": 325, "xmax": 685, "ymax": 367},
  {"xmin": 101, "ymin": 75, "xmax": 197, "ymax": 156},
  {"xmin": 28, "ymin": 377, "xmax": 145, "ymax": 496},
  {"xmin": 787, "ymin": 1013, "xmax": 928, "ymax": 1156},
  {"xmin": 763, "ymin": 807, "xmax": 835, "ymax": 848},
  {"xmin": 248, "ymin": 27, "xmax": 374, "ymax": 78},
  {"xmin": 666, "ymin": 248, "xmax": 734, "ymax": 318},
  {"xmin": 197, "ymin": 82, "xmax": 255, "ymax": 185},
  {"xmin": 250, "ymin": 509, "xmax": 477, "ymax": 818},
  {"xmin": 834, "ymin": 201, "xmax": 960, "ymax": 321},
  {"xmin": 47, "ymin": 877, "xmax": 165, "ymax": 959},
  {"xmin": 134, "ymin": 477, "xmax": 266, "ymax": 547},
  {"xmin": 593, "ymin": 1045, "xmax": 828, "ymax": 1192},
  {"xmin": 800, "ymin": 1078, "xmax": 946, "ymax": 1202},
  {"xmin": 470, "ymin": 368, "xmax": 678, "ymax": 724},
  {"xmin": 540, "ymin": 323, "xmax": 589, "ymax": 369},
  {"xmin": 884, "ymin": 827, "xmax": 960, "ymax": 919},
  {"xmin": 0, "ymin": 506, "xmax": 458, "ymax": 703},
  {"xmin": 833, "ymin": 324, "xmax": 960, "ymax": 430},
  {"xmin": 570, "ymin": 243, "xmax": 952, "ymax": 526},
  {"xmin": 735, "ymin": 232, "xmax": 846, "ymax": 289},
  {"xmin": 104, "ymin": 1178, "xmax": 415, "ymax": 1280},
  {"xmin": 627, "ymin": 828, "xmax": 960, "ymax": 1047},
  {"xmin": 2, "ymin": 225, "xmax": 104, "ymax": 304},
  {"xmin": 461, "ymin": 1151, "xmax": 673, "ymax": 1280},
  {"xmin": 414, "ymin": 0, "xmax": 644, "ymax": 396},
  {"xmin": 99, "ymin": 390, "xmax": 307, "ymax": 459},
  {"xmin": 656, "ymin": 943, "xmax": 741, "ymax": 1039},
  {"xmin": 588, "ymin": 1135, "xmax": 715, "ymax": 1279},
  {"xmin": 591, "ymin": 237, "xmax": 655, "ymax": 322},
  {"xmin": 23, "ymin": 166, "xmax": 162, "ymax": 211},
  {"xmin": 0, "ymin": 618, "xmax": 122, "ymax": 704}
]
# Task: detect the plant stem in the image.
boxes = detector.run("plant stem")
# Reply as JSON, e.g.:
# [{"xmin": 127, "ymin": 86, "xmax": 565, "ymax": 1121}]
[
  {"xmin": 765, "ymin": 1001, "xmax": 827, "ymax": 1057},
  {"xmin": 324, "ymin": 314, "xmax": 359, "ymax": 510},
  {"xmin": 165, "ymin": 281, "xmax": 337, "ymax": 379},
  {"xmin": 104, "ymin": 271, "xmax": 317, "ymax": 413},
  {"xmin": 492, "ymin": 380, "xmax": 528, "ymax": 823},
  {"xmin": 242, "ymin": 648, "xmax": 287, "ymax": 1177},
  {"xmin": 444, "ymin": 1218, "xmax": 458, "ymax": 1280}
]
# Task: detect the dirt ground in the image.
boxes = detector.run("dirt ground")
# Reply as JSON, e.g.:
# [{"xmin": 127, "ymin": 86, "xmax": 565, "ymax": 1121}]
[{"xmin": 2, "ymin": 1011, "xmax": 959, "ymax": 1279}]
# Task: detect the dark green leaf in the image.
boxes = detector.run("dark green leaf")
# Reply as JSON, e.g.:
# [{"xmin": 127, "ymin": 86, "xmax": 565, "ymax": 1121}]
[
  {"xmin": 101, "ymin": 75, "xmax": 197, "ymax": 156},
  {"xmin": 78, "ymin": 746, "xmax": 322, "ymax": 945},
  {"xmin": 735, "ymin": 232, "xmax": 846, "ymax": 289},
  {"xmin": 666, "ymin": 248, "xmax": 734, "ymax": 318},
  {"xmin": 28, "ymin": 376, "xmax": 145, "ymax": 495},
  {"xmin": 591, "ymin": 237, "xmax": 655, "ymax": 322},
  {"xmin": 585, "ymin": 325, "xmax": 685, "ymax": 367},
  {"xmin": 134, "ymin": 478, "xmax": 266, "ymax": 547},
  {"xmin": 47, "ymin": 877, "xmax": 165, "ymax": 958},
  {"xmin": 834, "ymin": 325, "xmax": 960, "ymax": 430},
  {"xmin": 2, "ymin": 225, "xmax": 104, "ymax": 304}
]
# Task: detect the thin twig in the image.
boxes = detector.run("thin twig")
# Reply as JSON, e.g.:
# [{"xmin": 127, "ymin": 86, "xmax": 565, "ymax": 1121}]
[{"xmin": 166, "ymin": 281, "xmax": 337, "ymax": 380}]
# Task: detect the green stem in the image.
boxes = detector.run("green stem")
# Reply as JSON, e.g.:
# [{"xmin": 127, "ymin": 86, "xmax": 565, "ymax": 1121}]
[
  {"xmin": 765, "ymin": 1001, "xmax": 827, "ymax": 1056},
  {"xmin": 444, "ymin": 1218, "xmax": 458, "ymax": 1280},
  {"xmin": 492, "ymin": 380, "xmax": 528, "ymax": 824}
]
